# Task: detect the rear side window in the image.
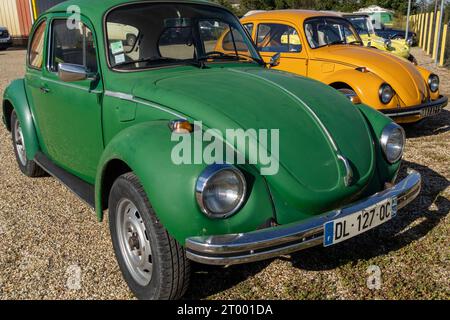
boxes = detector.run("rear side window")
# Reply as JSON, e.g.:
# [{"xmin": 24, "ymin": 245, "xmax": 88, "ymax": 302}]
[
  {"xmin": 49, "ymin": 20, "xmax": 98, "ymax": 73},
  {"xmin": 28, "ymin": 20, "xmax": 47, "ymax": 69}
]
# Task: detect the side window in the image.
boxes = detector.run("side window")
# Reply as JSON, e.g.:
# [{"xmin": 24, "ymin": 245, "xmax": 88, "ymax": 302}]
[
  {"xmin": 243, "ymin": 23, "xmax": 253, "ymax": 36},
  {"xmin": 28, "ymin": 20, "xmax": 47, "ymax": 69},
  {"xmin": 49, "ymin": 20, "xmax": 98, "ymax": 73},
  {"xmin": 257, "ymin": 23, "xmax": 301, "ymax": 53}
]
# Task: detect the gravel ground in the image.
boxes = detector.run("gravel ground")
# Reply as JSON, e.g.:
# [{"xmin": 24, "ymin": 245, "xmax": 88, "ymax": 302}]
[{"xmin": 0, "ymin": 48, "xmax": 448, "ymax": 300}]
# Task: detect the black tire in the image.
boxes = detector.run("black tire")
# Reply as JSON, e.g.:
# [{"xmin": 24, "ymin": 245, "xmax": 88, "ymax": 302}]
[
  {"xmin": 10, "ymin": 110, "xmax": 45, "ymax": 177},
  {"xmin": 108, "ymin": 172, "xmax": 190, "ymax": 300},
  {"xmin": 408, "ymin": 54, "xmax": 418, "ymax": 65}
]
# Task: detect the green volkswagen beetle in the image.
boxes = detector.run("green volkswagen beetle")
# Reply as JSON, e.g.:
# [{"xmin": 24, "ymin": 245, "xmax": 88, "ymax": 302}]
[{"xmin": 2, "ymin": 0, "xmax": 421, "ymax": 300}]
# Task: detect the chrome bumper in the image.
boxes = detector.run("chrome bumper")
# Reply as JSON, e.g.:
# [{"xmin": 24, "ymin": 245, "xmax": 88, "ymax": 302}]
[
  {"xmin": 185, "ymin": 171, "xmax": 421, "ymax": 266},
  {"xmin": 381, "ymin": 95, "xmax": 448, "ymax": 118}
]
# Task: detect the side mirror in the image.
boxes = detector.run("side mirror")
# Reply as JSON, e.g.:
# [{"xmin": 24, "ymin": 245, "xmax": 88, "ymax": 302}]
[
  {"xmin": 58, "ymin": 63, "xmax": 87, "ymax": 82},
  {"xmin": 269, "ymin": 52, "xmax": 281, "ymax": 67}
]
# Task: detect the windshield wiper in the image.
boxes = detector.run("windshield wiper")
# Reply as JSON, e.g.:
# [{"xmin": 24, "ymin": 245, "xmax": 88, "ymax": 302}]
[
  {"xmin": 114, "ymin": 57, "xmax": 203, "ymax": 69},
  {"xmin": 198, "ymin": 52, "xmax": 264, "ymax": 65},
  {"xmin": 327, "ymin": 40, "xmax": 345, "ymax": 46},
  {"xmin": 348, "ymin": 40, "xmax": 363, "ymax": 45}
]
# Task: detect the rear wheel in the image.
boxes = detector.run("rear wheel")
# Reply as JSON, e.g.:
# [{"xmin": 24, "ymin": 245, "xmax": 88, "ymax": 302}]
[
  {"xmin": 10, "ymin": 110, "xmax": 45, "ymax": 177},
  {"xmin": 108, "ymin": 172, "xmax": 190, "ymax": 300}
]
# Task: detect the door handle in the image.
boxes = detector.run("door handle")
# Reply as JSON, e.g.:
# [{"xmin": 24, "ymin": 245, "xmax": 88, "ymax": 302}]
[{"xmin": 40, "ymin": 86, "xmax": 50, "ymax": 94}]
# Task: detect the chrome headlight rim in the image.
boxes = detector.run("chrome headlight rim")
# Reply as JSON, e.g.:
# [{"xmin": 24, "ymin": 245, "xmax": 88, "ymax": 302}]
[
  {"xmin": 406, "ymin": 38, "xmax": 413, "ymax": 47},
  {"xmin": 384, "ymin": 38, "xmax": 392, "ymax": 48},
  {"xmin": 195, "ymin": 164, "xmax": 247, "ymax": 219},
  {"xmin": 379, "ymin": 83, "xmax": 394, "ymax": 104},
  {"xmin": 380, "ymin": 123, "xmax": 405, "ymax": 164},
  {"xmin": 428, "ymin": 74, "xmax": 439, "ymax": 93}
]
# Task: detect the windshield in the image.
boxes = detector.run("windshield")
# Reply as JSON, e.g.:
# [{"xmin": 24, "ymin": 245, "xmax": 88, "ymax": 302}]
[
  {"xmin": 347, "ymin": 16, "xmax": 375, "ymax": 36},
  {"xmin": 304, "ymin": 17, "xmax": 362, "ymax": 49},
  {"xmin": 105, "ymin": 3, "xmax": 262, "ymax": 70}
]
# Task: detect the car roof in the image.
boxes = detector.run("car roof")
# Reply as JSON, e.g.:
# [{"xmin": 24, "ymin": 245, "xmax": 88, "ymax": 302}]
[
  {"xmin": 242, "ymin": 9, "xmax": 342, "ymax": 22},
  {"xmin": 48, "ymin": 0, "xmax": 217, "ymax": 15},
  {"xmin": 344, "ymin": 14, "xmax": 370, "ymax": 18}
]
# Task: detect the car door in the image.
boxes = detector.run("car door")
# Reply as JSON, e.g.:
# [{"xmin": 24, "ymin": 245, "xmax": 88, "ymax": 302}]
[
  {"xmin": 25, "ymin": 18, "xmax": 50, "ymax": 155},
  {"xmin": 252, "ymin": 21, "xmax": 308, "ymax": 76},
  {"xmin": 38, "ymin": 15, "xmax": 104, "ymax": 182}
]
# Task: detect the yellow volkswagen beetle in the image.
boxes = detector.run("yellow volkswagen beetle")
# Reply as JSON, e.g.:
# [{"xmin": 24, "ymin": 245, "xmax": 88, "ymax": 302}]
[
  {"xmin": 241, "ymin": 10, "xmax": 447, "ymax": 123},
  {"xmin": 344, "ymin": 14, "xmax": 415, "ymax": 64}
]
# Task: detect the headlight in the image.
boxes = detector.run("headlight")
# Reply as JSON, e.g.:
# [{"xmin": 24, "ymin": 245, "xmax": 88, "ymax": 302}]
[
  {"xmin": 406, "ymin": 38, "xmax": 413, "ymax": 47},
  {"xmin": 380, "ymin": 123, "xmax": 405, "ymax": 164},
  {"xmin": 195, "ymin": 164, "xmax": 247, "ymax": 218},
  {"xmin": 379, "ymin": 83, "xmax": 394, "ymax": 104},
  {"xmin": 428, "ymin": 74, "xmax": 439, "ymax": 93},
  {"xmin": 384, "ymin": 39, "xmax": 392, "ymax": 48}
]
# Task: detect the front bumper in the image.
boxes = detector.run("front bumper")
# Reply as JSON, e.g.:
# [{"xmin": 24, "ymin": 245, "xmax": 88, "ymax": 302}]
[
  {"xmin": 381, "ymin": 95, "xmax": 448, "ymax": 121},
  {"xmin": 186, "ymin": 171, "xmax": 421, "ymax": 265}
]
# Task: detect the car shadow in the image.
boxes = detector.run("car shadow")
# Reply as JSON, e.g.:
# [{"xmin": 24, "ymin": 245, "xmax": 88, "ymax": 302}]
[
  {"xmin": 184, "ymin": 161, "xmax": 449, "ymax": 298},
  {"xmin": 184, "ymin": 259, "xmax": 272, "ymax": 299},
  {"xmin": 289, "ymin": 160, "xmax": 449, "ymax": 271},
  {"xmin": 403, "ymin": 109, "xmax": 450, "ymax": 138}
]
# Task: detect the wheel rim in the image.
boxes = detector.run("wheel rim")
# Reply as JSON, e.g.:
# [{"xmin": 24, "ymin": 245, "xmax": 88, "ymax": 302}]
[
  {"xmin": 116, "ymin": 198, "xmax": 153, "ymax": 286},
  {"xmin": 14, "ymin": 118, "xmax": 27, "ymax": 166}
]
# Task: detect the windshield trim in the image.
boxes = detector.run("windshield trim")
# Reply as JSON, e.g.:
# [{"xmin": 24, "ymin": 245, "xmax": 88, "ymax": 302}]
[
  {"xmin": 303, "ymin": 16, "xmax": 363, "ymax": 50},
  {"xmin": 103, "ymin": 1, "xmax": 263, "ymax": 73}
]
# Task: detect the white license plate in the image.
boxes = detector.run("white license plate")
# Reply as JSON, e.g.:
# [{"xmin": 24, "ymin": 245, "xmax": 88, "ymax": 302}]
[
  {"xmin": 0, "ymin": 38, "xmax": 9, "ymax": 43},
  {"xmin": 323, "ymin": 197, "xmax": 397, "ymax": 247}
]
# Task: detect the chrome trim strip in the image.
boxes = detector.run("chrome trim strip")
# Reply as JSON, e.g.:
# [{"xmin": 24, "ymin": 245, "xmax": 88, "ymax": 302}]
[
  {"xmin": 104, "ymin": 90, "xmax": 185, "ymax": 118},
  {"xmin": 104, "ymin": 90, "xmax": 133, "ymax": 100},
  {"xmin": 337, "ymin": 155, "xmax": 354, "ymax": 186},
  {"xmin": 185, "ymin": 170, "xmax": 421, "ymax": 265}
]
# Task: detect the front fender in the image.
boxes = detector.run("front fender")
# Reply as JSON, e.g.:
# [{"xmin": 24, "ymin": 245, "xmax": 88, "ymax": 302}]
[
  {"xmin": 322, "ymin": 69, "xmax": 399, "ymax": 110},
  {"xmin": 416, "ymin": 66, "xmax": 439, "ymax": 100},
  {"xmin": 2, "ymin": 79, "xmax": 40, "ymax": 160},
  {"xmin": 95, "ymin": 121, "xmax": 274, "ymax": 244},
  {"xmin": 355, "ymin": 104, "xmax": 400, "ymax": 187}
]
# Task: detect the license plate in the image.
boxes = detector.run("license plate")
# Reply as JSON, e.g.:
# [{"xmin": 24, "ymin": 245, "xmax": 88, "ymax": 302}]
[
  {"xmin": 0, "ymin": 38, "xmax": 9, "ymax": 43},
  {"xmin": 323, "ymin": 198, "xmax": 397, "ymax": 247},
  {"xmin": 421, "ymin": 105, "xmax": 443, "ymax": 118}
]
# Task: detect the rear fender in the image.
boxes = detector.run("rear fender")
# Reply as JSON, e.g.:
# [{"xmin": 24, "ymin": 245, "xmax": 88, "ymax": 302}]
[{"xmin": 2, "ymin": 79, "xmax": 40, "ymax": 160}]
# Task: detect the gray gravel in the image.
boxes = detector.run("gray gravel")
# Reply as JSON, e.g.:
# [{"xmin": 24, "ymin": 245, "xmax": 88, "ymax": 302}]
[{"xmin": 0, "ymin": 48, "xmax": 448, "ymax": 300}]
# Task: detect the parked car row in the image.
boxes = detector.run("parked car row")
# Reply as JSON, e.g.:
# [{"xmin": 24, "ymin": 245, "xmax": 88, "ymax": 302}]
[
  {"xmin": 1, "ymin": 0, "xmax": 443, "ymax": 300},
  {"xmin": 0, "ymin": 26, "xmax": 12, "ymax": 51}
]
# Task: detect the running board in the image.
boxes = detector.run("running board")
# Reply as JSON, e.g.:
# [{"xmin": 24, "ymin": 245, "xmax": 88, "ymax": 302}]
[{"xmin": 34, "ymin": 152, "xmax": 95, "ymax": 208}]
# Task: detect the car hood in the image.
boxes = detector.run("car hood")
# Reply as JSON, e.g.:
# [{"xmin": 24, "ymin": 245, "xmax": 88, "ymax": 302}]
[
  {"xmin": 132, "ymin": 66, "xmax": 375, "ymax": 218},
  {"xmin": 313, "ymin": 45, "xmax": 428, "ymax": 105}
]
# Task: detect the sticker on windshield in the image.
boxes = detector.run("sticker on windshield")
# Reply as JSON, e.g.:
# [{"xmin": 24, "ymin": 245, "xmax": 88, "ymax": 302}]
[
  {"xmin": 114, "ymin": 53, "xmax": 125, "ymax": 64},
  {"xmin": 111, "ymin": 41, "xmax": 124, "ymax": 55}
]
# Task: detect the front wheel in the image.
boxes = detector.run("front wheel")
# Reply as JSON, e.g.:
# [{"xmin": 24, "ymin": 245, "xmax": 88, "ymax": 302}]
[
  {"xmin": 408, "ymin": 54, "xmax": 418, "ymax": 65},
  {"xmin": 108, "ymin": 172, "xmax": 190, "ymax": 300},
  {"xmin": 10, "ymin": 110, "xmax": 45, "ymax": 177}
]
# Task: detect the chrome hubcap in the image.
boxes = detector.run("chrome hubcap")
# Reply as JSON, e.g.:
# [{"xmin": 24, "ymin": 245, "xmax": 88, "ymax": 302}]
[
  {"xmin": 14, "ymin": 118, "xmax": 27, "ymax": 166},
  {"xmin": 116, "ymin": 198, "xmax": 153, "ymax": 286}
]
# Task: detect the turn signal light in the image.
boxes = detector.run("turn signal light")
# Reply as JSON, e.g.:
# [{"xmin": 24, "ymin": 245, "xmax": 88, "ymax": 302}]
[{"xmin": 169, "ymin": 119, "xmax": 193, "ymax": 133}]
